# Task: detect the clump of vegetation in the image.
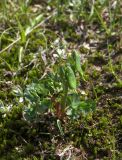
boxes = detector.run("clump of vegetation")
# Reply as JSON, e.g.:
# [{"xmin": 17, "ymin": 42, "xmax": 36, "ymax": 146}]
[{"xmin": 0, "ymin": 0, "xmax": 122, "ymax": 159}]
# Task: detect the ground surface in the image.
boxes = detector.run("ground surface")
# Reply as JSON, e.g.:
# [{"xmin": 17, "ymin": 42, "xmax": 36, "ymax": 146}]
[{"xmin": 0, "ymin": 1, "xmax": 122, "ymax": 160}]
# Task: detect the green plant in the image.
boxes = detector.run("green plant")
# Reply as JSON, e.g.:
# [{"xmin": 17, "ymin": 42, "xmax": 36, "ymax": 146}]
[
  {"xmin": 1, "ymin": 1, "xmax": 122, "ymax": 159},
  {"xmin": 13, "ymin": 50, "xmax": 96, "ymax": 121}
]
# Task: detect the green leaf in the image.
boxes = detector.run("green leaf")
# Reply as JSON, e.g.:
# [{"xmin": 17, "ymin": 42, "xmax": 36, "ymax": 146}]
[
  {"xmin": 24, "ymin": 89, "xmax": 40, "ymax": 103},
  {"xmin": 30, "ymin": 14, "xmax": 43, "ymax": 27},
  {"xmin": 68, "ymin": 93, "xmax": 81, "ymax": 109},
  {"xmin": 66, "ymin": 94, "xmax": 96, "ymax": 118},
  {"xmin": 59, "ymin": 65, "xmax": 66, "ymax": 81},
  {"xmin": 24, "ymin": 82, "xmax": 49, "ymax": 104},
  {"xmin": 66, "ymin": 65, "xmax": 77, "ymax": 89},
  {"xmin": 37, "ymin": 99, "xmax": 51, "ymax": 113},
  {"xmin": 25, "ymin": 14, "xmax": 43, "ymax": 35},
  {"xmin": 16, "ymin": 16, "xmax": 26, "ymax": 44},
  {"xmin": 79, "ymin": 100, "xmax": 96, "ymax": 113},
  {"xmin": 23, "ymin": 104, "xmax": 37, "ymax": 121},
  {"xmin": 73, "ymin": 50, "xmax": 85, "ymax": 80}
]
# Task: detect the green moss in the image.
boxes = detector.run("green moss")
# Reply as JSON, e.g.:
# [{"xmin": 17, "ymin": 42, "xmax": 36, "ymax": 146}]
[{"xmin": 0, "ymin": 0, "xmax": 122, "ymax": 159}]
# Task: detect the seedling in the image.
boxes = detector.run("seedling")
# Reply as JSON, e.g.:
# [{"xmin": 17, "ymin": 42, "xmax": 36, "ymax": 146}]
[{"xmin": 14, "ymin": 50, "xmax": 96, "ymax": 121}]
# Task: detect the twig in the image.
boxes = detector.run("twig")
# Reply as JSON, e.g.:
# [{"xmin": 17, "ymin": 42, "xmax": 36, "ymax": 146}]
[{"xmin": 58, "ymin": 145, "xmax": 74, "ymax": 159}]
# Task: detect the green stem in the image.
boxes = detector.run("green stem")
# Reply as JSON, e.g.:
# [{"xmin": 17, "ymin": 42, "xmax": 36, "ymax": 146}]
[{"xmin": 62, "ymin": 83, "xmax": 68, "ymax": 111}]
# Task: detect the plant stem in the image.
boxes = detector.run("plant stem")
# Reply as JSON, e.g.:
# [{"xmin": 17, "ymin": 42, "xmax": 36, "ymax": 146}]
[{"xmin": 61, "ymin": 83, "xmax": 68, "ymax": 113}]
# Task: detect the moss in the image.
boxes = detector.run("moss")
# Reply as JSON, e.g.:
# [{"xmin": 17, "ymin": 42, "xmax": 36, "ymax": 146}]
[{"xmin": 0, "ymin": 0, "xmax": 122, "ymax": 159}]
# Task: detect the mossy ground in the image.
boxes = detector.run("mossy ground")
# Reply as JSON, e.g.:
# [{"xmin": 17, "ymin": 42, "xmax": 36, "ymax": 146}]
[{"xmin": 0, "ymin": 1, "xmax": 122, "ymax": 159}]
